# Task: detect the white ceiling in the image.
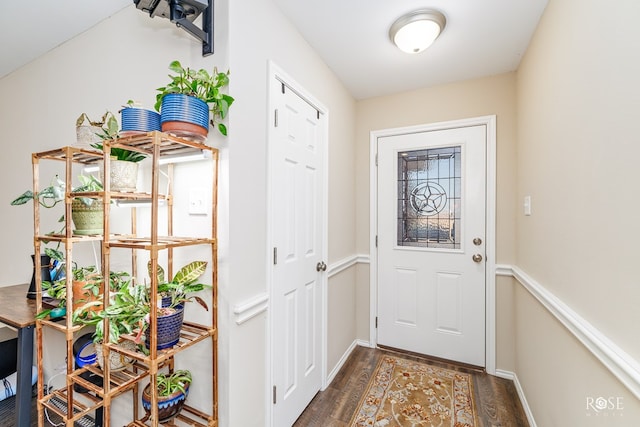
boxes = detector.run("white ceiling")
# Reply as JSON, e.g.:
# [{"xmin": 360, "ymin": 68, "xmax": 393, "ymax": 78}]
[
  {"xmin": 1, "ymin": 0, "xmax": 548, "ymax": 100},
  {"xmin": 273, "ymin": 0, "xmax": 548, "ymax": 99}
]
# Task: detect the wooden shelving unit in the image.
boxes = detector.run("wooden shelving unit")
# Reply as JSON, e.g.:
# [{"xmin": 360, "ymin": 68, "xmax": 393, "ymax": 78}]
[{"xmin": 32, "ymin": 132, "xmax": 218, "ymax": 426}]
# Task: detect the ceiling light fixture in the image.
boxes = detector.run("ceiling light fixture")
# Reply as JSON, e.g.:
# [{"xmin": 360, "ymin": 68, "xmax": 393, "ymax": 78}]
[{"xmin": 389, "ymin": 10, "xmax": 446, "ymax": 54}]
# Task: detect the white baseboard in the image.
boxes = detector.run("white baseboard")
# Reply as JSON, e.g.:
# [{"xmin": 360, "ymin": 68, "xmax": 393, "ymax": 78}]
[
  {"xmin": 495, "ymin": 369, "xmax": 537, "ymax": 427},
  {"xmin": 356, "ymin": 339, "xmax": 373, "ymax": 348},
  {"xmin": 326, "ymin": 339, "xmax": 359, "ymax": 387}
]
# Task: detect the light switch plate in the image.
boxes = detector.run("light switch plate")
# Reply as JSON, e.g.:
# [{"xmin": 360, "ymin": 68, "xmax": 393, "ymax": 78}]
[
  {"xmin": 524, "ymin": 195, "xmax": 532, "ymax": 216},
  {"xmin": 188, "ymin": 188, "xmax": 207, "ymax": 215}
]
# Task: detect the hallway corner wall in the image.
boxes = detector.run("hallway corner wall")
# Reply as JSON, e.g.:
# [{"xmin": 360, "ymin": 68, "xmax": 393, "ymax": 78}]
[{"xmin": 515, "ymin": 0, "xmax": 640, "ymax": 424}]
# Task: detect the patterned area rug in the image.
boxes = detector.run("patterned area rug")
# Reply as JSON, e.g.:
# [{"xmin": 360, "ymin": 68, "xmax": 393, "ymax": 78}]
[{"xmin": 350, "ymin": 355, "xmax": 478, "ymax": 427}]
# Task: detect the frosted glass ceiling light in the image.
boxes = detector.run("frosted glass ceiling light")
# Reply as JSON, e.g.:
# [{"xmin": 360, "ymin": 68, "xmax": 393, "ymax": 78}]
[{"xmin": 389, "ymin": 10, "xmax": 446, "ymax": 54}]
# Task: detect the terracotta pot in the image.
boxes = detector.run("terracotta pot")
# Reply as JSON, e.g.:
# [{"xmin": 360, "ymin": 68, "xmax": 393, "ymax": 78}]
[
  {"xmin": 161, "ymin": 121, "xmax": 208, "ymax": 142},
  {"xmin": 72, "ymin": 276, "xmax": 103, "ymax": 312}
]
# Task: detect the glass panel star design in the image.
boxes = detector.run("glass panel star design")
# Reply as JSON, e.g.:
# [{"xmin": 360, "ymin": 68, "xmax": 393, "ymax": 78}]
[{"xmin": 397, "ymin": 146, "xmax": 461, "ymax": 249}]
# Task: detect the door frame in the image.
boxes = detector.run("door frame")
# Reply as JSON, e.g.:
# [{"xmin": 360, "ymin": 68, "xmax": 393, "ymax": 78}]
[
  {"xmin": 369, "ymin": 115, "xmax": 497, "ymax": 374},
  {"xmin": 266, "ymin": 61, "xmax": 329, "ymax": 426}
]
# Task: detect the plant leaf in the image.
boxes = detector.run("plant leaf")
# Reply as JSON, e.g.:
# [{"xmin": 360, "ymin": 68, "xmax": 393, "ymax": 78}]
[
  {"xmin": 172, "ymin": 261, "xmax": 207, "ymax": 285},
  {"xmin": 147, "ymin": 261, "xmax": 165, "ymax": 283}
]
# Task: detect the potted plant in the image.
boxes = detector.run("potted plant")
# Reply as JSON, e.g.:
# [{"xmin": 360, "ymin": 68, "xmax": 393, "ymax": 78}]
[
  {"xmin": 89, "ymin": 110, "xmax": 147, "ymax": 193},
  {"xmin": 35, "ymin": 265, "xmax": 104, "ymax": 320},
  {"xmin": 12, "ymin": 174, "xmax": 104, "ymax": 297},
  {"xmin": 141, "ymin": 369, "xmax": 192, "ymax": 422},
  {"xmin": 155, "ymin": 60, "xmax": 234, "ymax": 139},
  {"xmin": 70, "ymin": 174, "xmax": 104, "ymax": 235},
  {"xmin": 73, "ymin": 260, "xmax": 210, "ymax": 352},
  {"xmin": 76, "ymin": 112, "xmax": 109, "ymax": 149},
  {"xmin": 145, "ymin": 260, "xmax": 210, "ymax": 350},
  {"xmin": 72, "ymin": 270, "xmax": 139, "ymax": 371},
  {"xmin": 12, "ymin": 173, "xmax": 104, "ymax": 235}
]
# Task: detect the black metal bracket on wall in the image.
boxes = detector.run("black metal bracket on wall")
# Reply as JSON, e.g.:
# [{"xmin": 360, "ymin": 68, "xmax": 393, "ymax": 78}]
[{"xmin": 134, "ymin": 0, "xmax": 214, "ymax": 56}]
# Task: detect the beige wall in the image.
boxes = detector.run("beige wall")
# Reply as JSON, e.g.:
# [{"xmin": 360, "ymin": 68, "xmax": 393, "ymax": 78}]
[
  {"xmin": 355, "ymin": 74, "xmax": 518, "ymax": 370},
  {"xmin": 228, "ymin": 0, "xmax": 356, "ymax": 425},
  {"xmin": 0, "ymin": 7, "xmax": 221, "ymax": 284},
  {"xmin": 516, "ymin": 0, "xmax": 640, "ymax": 423}
]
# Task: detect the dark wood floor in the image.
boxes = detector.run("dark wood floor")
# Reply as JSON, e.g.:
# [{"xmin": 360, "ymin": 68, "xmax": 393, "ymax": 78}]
[{"xmin": 294, "ymin": 346, "xmax": 529, "ymax": 427}]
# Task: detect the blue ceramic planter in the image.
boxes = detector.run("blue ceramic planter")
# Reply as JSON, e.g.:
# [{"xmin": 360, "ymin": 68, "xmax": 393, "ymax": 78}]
[
  {"xmin": 142, "ymin": 382, "xmax": 190, "ymax": 422},
  {"xmin": 145, "ymin": 304, "xmax": 185, "ymax": 350},
  {"xmin": 160, "ymin": 93, "xmax": 209, "ymax": 133},
  {"xmin": 121, "ymin": 108, "xmax": 161, "ymax": 132}
]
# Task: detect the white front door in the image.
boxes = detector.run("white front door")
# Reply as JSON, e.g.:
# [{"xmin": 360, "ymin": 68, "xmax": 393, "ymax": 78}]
[
  {"xmin": 270, "ymin": 75, "xmax": 325, "ymax": 426},
  {"xmin": 377, "ymin": 125, "xmax": 486, "ymax": 366}
]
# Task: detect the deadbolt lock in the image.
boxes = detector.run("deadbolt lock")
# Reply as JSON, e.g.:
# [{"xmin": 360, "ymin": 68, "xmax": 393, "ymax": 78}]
[{"xmin": 473, "ymin": 237, "xmax": 482, "ymax": 246}]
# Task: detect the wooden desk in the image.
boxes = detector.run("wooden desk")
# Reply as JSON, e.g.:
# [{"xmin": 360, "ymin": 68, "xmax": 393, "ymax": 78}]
[{"xmin": 0, "ymin": 284, "xmax": 35, "ymax": 427}]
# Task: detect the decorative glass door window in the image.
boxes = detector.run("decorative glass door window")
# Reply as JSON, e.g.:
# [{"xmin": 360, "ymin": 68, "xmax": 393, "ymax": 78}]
[{"xmin": 397, "ymin": 146, "xmax": 461, "ymax": 249}]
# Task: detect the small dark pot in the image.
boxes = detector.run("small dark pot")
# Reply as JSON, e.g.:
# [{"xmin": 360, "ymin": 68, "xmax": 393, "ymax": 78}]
[{"xmin": 28, "ymin": 254, "xmax": 52, "ymax": 299}]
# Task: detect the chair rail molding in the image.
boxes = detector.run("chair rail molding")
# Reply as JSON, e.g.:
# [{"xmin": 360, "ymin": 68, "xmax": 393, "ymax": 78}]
[
  {"xmin": 233, "ymin": 292, "xmax": 269, "ymax": 325},
  {"xmin": 496, "ymin": 264, "xmax": 640, "ymax": 400},
  {"xmin": 327, "ymin": 254, "xmax": 370, "ymax": 278}
]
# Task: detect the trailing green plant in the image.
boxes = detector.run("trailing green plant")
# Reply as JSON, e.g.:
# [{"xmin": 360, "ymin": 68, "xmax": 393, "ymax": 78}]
[
  {"xmin": 11, "ymin": 174, "xmax": 103, "ymax": 209},
  {"xmin": 10, "ymin": 175, "xmax": 65, "ymax": 208},
  {"xmin": 155, "ymin": 60, "xmax": 234, "ymax": 136},
  {"xmin": 11, "ymin": 174, "xmax": 103, "ymax": 261},
  {"xmin": 156, "ymin": 370, "xmax": 192, "ymax": 397}
]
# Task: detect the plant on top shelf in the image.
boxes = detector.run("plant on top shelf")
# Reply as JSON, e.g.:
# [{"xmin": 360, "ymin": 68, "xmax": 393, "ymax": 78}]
[
  {"xmin": 88, "ymin": 110, "xmax": 146, "ymax": 192},
  {"xmin": 155, "ymin": 60, "xmax": 234, "ymax": 136}
]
